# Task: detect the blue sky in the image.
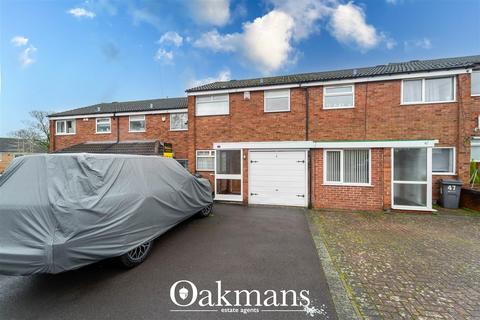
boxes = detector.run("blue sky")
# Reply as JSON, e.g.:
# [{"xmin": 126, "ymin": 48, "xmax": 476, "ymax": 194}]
[{"xmin": 0, "ymin": 0, "xmax": 479, "ymax": 135}]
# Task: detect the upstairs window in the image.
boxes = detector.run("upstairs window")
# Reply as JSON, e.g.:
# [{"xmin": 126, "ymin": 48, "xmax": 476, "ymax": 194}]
[
  {"xmin": 196, "ymin": 150, "xmax": 215, "ymax": 171},
  {"xmin": 196, "ymin": 94, "xmax": 229, "ymax": 116},
  {"xmin": 472, "ymin": 70, "xmax": 480, "ymax": 96},
  {"xmin": 402, "ymin": 77, "xmax": 455, "ymax": 104},
  {"xmin": 170, "ymin": 112, "xmax": 188, "ymax": 131},
  {"xmin": 129, "ymin": 115, "xmax": 145, "ymax": 132},
  {"xmin": 96, "ymin": 118, "xmax": 111, "ymax": 134},
  {"xmin": 324, "ymin": 149, "xmax": 370, "ymax": 185},
  {"xmin": 56, "ymin": 119, "xmax": 76, "ymax": 135},
  {"xmin": 264, "ymin": 89, "xmax": 290, "ymax": 112},
  {"xmin": 323, "ymin": 85, "xmax": 354, "ymax": 109},
  {"xmin": 432, "ymin": 147, "xmax": 455, "ymax": 175}
]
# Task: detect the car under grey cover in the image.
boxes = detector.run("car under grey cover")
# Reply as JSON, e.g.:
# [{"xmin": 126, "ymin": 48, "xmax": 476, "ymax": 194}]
[{"xmin": 0, "ymin": 153, "xmax": 213, "ymax": 275}]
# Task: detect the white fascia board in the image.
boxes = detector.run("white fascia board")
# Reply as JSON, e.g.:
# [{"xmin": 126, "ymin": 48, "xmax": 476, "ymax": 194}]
[
  {"xmin": 188, "ymin": 84, "xmax": 300, "ymax": 96},
  {"xmin": 213, "ymin": 140, "xmax": 438, "ymax": 150},
  {"xmin": 313, "ymin": 140, "xmax": 438, "ymax": 148},
  {"xmin": 49, "ymin": 113, "xmax": 114, "ymax": 120},
  {"xmin": 113, "ymin": 109, "xmax": 188, "ymax": 116},
  {"xmin": 213, "ymin": 141, "xmax": 313, "ymax": 150},
  {"xmin": 188, "ymin": 69, "xmax": 469, "ymax": 96}
]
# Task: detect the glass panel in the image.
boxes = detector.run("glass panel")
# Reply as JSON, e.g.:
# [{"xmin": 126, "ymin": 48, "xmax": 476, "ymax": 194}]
[
  {"xmin": 216, "ymin": 179, "xmax": 241, "ymax": 195},
  {"xmin": 130, "ymin": 118, "xmax": 145, "ymax": 131},
  {"xmin": 432, "ymin": 148, "xmax": 454, "ymax": 173},
  {"xmin": 326, "ymin": 151, "xmax": 341, "ymax": 182},
  {"xmin": 344, "ymin": 149, "xmax": 369, "ymax": 184},
  {"xmin": 176, "ymin": 159, "xmax": 188, "ymax": 169},
  {"xmin": 472, "ymin": 71, "xmax": 480, "ymax": 95},
  {"xmin": 196, "ymin": 100, "xmax": 229, "ymax": 116},
  {"xmin": 216, "ymin": 150, "xmax": 241, "ymax": 175},
  {"xmin": 66, "ymin": 120, "xmax": 75, "ymax": 133},
  {"xmin": 171, "ymin": 113, "xmax": 188, "ymax": 130},
  {"xmin": 425, "ymin": 77, "xmax": 453, "ymax": 102},
  {"xmin": 403, "ymin": 79, "xmax": 422, "ymax": 103},
  {"xmin": 265, "ymin": 96, "xmax": 289, "ymax": 112},
  {"xmin": 471, "ymin": 146, "xmax": 480, "ymax": 161},
  {"xmin": 325, "ymin": 86, "xmax": 352, "ymax": 94},
  {"xmin": 394, "ymin": 148, "xmax": 427, "ymax": 182},
  {"xmin": 393, "ymin": 184, "xmax": 427, "ymax": 207},
  {"xmin": 96, "ymin": 118, "xmax": 110, "ymax": 132},
  {"xmin": 265, "ymin": 89, "xmax": 289, "ymax": 98},
  {"xmin": 56, "ymin": 121, "xmax": 65, "ymax": 133},
  {"xmin": 324, "ymin": 95, "xmax": 353, "ymax": 108},
  {"xmin": 197, "ymin": 157, "xmax": 214, "ymax": 171}
]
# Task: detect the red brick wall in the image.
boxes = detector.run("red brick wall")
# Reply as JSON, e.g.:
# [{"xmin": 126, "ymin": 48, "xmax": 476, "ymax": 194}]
[
  {"xmin": 50, "ymin": 114, "xmax": 189, "ymax": 159},
  {"xmin": 311, "ymin": 148, "xmax": 386, "ymax": 210}
]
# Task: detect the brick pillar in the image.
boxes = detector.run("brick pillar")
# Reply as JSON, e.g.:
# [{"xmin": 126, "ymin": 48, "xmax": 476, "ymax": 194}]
[{"xmin": 49, "ymin": 120, "xmax": 56, "ymax": 152}]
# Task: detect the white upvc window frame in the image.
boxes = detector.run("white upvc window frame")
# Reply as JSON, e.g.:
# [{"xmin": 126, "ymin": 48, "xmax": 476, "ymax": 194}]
[
  {"xmin": 471, "ymin": 70, "xmax": 480, "ymax": 97},
  {"xmin": 401, "ymin": 76, "xmax": 456, "ymax": 105},
  {"xmin": 128, "ymin": 115, "xmax": 146, "ymax": 133},
  {"xmin": 196, "ymin": 150, "xmax": 215, "ymax": 171},
  {"xmin": 214, "ymin": 149, "xmax": 243, "ymax": 202},
  {"xmin": 195, "ymin": 94, "xmax": 229, "ymax": 116},
  {"xmin": 55, "ymin": 119, "xmax": 76, "ymax": 135},
  {"xmin": 323, "ymin": 84, "xmax": 355, "ymax": 109},
  {"xmin": 432, "ymin": 147, "xmax": 456, "ymax": 175},
  {"xmin": 170, "ymin": 112, "xmax": 188, "ymax": 131},
  {"xmin": 264, "ymin": 89, "xmax": 291, "ymax": 113},
  {"xmin": 323, "ymin": 149, "xmax": 371, "ymax": 186},
  {"xmin": 95, "ymin": 117, "xmax": 111, "ymax": 134}
]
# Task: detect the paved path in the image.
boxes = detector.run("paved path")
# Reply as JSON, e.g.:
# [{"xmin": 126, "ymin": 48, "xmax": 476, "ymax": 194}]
[
  {"xmin": 0, "ymin": 204, "xmax": 337, "ymax": 320},
  {"xmin": 312, "ymin": 210, "xmax": 480, "ymax": 320}
]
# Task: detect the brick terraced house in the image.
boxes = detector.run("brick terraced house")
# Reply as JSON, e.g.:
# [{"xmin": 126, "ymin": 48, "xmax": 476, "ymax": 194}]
[{"xmin": 49, "ymin": 55, "xmax": 480, "ymax": 211}]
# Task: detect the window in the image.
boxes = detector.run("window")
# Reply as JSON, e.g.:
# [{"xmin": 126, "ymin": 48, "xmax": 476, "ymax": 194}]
[
  {"xmin": 472, "ymin": 140, "xmax": 480, "ymax": 161},
  {"xmin": 196, "ymin": 150, "xmax": 215, "ymax": 171},
  {"xmin": 432, "ymin": 147, "xmax": 455, "ymax": 174},
  {"xmin": 176, "ymin": 159, "xmax": 188, "ymax": 169},
  {"xmin": 472, "ymin": 71, "xmax": 480, "ymax": 96},
  {"xmin": 323, "ymin": 85, "xmax": 354, "ymax": 109},
  {"xmin": 170, "ymin": 112, "xmax": 188, "ymax": 131},
  {"xmin": 56, "ymin": 119, "xmax": 76, "ymax": 135},
  {"xmin": 129, "ymin": 115, "xmax": 145, "ymax": 132},
  {"xmin": 195, "ymin": 94, "xmax": 229, "ymax": 116},
  {"xmin": 264, "ymin": 89, "xmax": 290, "ymax": 112},
  {"xmin": 402, "ymin": 77, "xmax": 455, "ymax": 104},
  {"xmin": 96, "ymin": 118, "xmax": 111, "ymax": 134},
  {"xmin": 324, "ymin": 149, "xmax": 370, "ymax": 185}
]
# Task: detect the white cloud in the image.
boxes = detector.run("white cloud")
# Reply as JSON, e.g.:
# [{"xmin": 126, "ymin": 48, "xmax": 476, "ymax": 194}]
[
  {"xmin": 68, "ymin": 7, "xmax": 96, "ymax": 18},
  {"xmin": 19, "ymin": 45, "xmax": 37, "ymax": 68},
  {"xmin": 154, "ymin": 48, "xmax": 173, "ymax": 63},
  {"xmin": 189, "ymin": 0, "xmax": 230, "ymax": 26},
  {"xmin": 386, "ymin": 0, "xmax": 398, "ymax": 4},
  {"xmin": 329, "ymin": 2, "xmax": 380, "ymax": 51},
  {"xmin": 11, "ymin": 36, "xmax": 28, "ymax": 47},
  {"xmin": 189, "ymin": 69, "xmax": 231, "ymax": 88},
  {"xmin": 131, "ymin": 8, "xmax": 161, "ymax": 29},
  {"xmin": 242, "ymin": 10, "xmax": 295, "ymax": 73},
  {"xmin": 404, "ymin": 38, "xmax": 432, "ymax": 50},
  {"xmin": 385, "ymin": 37, "xmax": 397, "ymax": 50},
  {"xmin": 193, "ymin": 29, "xmax": 239, "ymax": 52},
  {"xmin": 159, "ymin": 31, "xmax": 183, "ymax": 47}
]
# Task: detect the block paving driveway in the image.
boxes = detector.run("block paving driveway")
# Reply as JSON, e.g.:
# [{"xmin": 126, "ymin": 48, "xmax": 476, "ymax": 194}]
[{"xmin": 312, "ymin": 209, "xmax": 480, "ymax": 320}]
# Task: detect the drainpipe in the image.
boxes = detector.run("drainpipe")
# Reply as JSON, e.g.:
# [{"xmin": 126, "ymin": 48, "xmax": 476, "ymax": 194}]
[
  {"xmin": 302, "ymin": 85, "xmax": 312, "ymax": 208},
  {"xmin": 116, "ymin": 114, "xmax": 120, "ymax": 143}
]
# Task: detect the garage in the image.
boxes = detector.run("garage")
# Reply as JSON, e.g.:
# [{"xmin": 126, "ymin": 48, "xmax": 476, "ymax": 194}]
[{"xmin": 248, "ymin": 150, "xmax": 308, "ymax": 207}]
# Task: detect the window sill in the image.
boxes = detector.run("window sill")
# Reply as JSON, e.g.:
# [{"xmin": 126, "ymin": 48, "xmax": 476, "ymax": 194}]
[
  {"xmin": 195, "ymin": 114, "xmax": 229, "ymax": 117},
  {"xmin": 322, "ymin": 183, "xmax": 373, "ymax": 187},
  {"xmin": 55, "ymin": 133, "xmax": 76, "ymax": 136},
  {"xmin": 433, "ymin": 172, "xmax": 456, "ymax": 176},
  {"xmin": 322, "ymin": 106, "xmax": 355, "ymax": 110},
  {"xmin": 128, "ymin": 130, "xmax": 146, "ymax": 133},
  {"xmin": 400, "ymin": 100, "xmax": 456, "ymax": 106},
  {"xmin": 264, "ymin": 109, "xmax": 291, "ymax": 113},
  {"xmin": 471, "ymin": 94, "xmax": 480, "ymax": 97},
  {"xmin": 95, "ymin": 131, "xmax": 111, "ymax": 134},
  {"xmin": 196, "ymin": 169, "xmax": 214, "ymax": 172},
  {"xmin": 170, "ymin": 128, "xmax": 188, "ymax": 131}
]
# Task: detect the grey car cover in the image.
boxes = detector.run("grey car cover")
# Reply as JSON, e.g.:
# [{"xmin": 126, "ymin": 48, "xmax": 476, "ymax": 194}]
[{"xmin": 0, "ymin": 153, "xmax": 213, "ymax": 275}]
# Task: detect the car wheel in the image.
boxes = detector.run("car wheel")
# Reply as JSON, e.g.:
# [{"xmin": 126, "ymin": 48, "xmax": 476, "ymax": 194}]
[
  {"xmin": 197, "ymin": 203, "xmax": 213, "ymax": 218},
  {"xmin": 119, "ymin": 241, "xmax": 153, "ymax": 268}
]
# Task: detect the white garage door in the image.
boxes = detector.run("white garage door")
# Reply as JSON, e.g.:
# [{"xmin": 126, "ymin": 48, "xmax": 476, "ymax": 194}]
[{"xmin": 249, "ymin": 150, "xmax": 308, "ymax": 207}]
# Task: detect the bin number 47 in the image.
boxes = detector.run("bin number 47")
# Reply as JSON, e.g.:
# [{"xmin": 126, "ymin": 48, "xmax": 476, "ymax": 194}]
[{"xmin": 448, "ymin": 185, "xmax": 456, "ymax": 191}]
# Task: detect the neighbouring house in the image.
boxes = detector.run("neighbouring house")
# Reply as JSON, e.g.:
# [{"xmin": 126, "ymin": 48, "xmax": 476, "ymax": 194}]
[
  {"xmin": 49, "ymin": 55, "xmax": 480, "ymax": 211},
  {"xmin": 0, "ymin": 138, "xmax": 46, "ymax": 173}
]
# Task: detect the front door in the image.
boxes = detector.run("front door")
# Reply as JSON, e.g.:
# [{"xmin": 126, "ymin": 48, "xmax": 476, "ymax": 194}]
[
  {"xmin": 392, "ymin": 147, "xmax": 432, "ymax": 210},
  {"xmin": 215, "ymin": 149, "xmax": 243, "ymax": 201}
]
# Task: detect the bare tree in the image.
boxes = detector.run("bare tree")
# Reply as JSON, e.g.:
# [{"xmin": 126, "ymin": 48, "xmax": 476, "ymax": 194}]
[{"xmin": 11, "ymin": 110, "xmax": 50, "ymax": 150}]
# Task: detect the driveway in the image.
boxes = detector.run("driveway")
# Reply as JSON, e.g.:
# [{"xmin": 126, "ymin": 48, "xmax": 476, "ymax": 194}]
[{"xmin": 0, "ymin": 204, "xmax": 337, "ymax": 320}]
